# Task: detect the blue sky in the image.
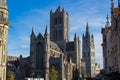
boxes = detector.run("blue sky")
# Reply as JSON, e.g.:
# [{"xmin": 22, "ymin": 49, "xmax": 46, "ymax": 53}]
[{"xmin": 7, "ymin": 0, "xmax": 118, "ymax": 69}]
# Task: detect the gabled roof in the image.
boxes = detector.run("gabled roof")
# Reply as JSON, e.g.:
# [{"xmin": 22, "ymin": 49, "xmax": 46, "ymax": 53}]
[
  {"xmin": 50, "ymin": 41, "xmax": 62, "ymax": 52},
  {"xmin": 36, "ymin": 33, "xmax": 44, "ymax": 41}
]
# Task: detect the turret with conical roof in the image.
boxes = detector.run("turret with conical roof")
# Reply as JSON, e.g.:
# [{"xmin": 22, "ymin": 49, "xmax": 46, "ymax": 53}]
[
  {"xmin": 31, "ymin": 27, "xmax": 36, "ymax": 38},
  {"xmin": 85, "ymin": 21, "xmax": 90, "ymax": 38},
  {"xmin": 44, "ymin": 25, "xmax": 49, "ymax": 36}
]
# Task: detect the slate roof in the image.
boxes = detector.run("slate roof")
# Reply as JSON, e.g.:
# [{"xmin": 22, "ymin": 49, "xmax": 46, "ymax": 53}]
[
  {"xmin": 66, "ymin": 42, "xmax": 74, "ymax": 51},
  {"xmin": 50, "ymin": 41, "xmax": 62, "ymax": 52}
]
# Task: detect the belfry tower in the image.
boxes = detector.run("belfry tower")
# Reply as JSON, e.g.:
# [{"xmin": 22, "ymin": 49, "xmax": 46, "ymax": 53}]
[
  {"xmin": 0, "ymin": 0, "xmax": 9, "ymax": 80},
  {"xmin": 82, "ymin": 22, "xmax": 95, "ymax": 77}
]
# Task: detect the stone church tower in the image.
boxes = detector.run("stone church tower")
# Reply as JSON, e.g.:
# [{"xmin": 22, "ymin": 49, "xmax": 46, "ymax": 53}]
[
  {"xmin": 50, "ymin": 6, "xmax": 69, "ymax": 43},
  {"xmin": 50, "ymin": 6, "xmax": 69, "ymax": 51},
  {"xmin": 82, "ymin": 22, "xmax": 95, "ymax": 77},
  {"xmin": 0, "ymin": 0, "xmax": 9, "ymax": 80}
]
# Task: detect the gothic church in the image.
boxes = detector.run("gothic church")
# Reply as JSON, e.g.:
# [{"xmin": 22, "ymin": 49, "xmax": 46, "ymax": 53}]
[{"xmin": 30, "ymin": 6, "xmax": 81, "ymax": 80}]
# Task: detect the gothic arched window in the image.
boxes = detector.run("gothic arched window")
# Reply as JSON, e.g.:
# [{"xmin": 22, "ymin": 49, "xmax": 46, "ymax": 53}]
[
  {"xmin": 36, "ymin": 42, "xmax": 44, "ymax": 69},
  {"xmin": 54, "ymin": 17, "xmax": 57, "ymax": 25},
  {"xmin": 59, "ymin": 17, "xmax": 62, "ymax": 24},
  {"xmin": 0, "ymin": 12, "xmax": 3, "ymax": 18}
]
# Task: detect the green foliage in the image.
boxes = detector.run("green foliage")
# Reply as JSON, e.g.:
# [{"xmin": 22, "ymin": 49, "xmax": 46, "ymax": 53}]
[
  {"xmin": 86, "ymin": 73, "xmax": 91, "ymax": 78},
  {"xmin": 73, "ymin": 68, "xmax": 80, "ymax": 80},
  {"xmin": 6, "ymin": 70, "xmax": 15, "ymax": 80},
  {"xmin": 49, "ymin": 65, "xmax": 58, "ymax": 80}
]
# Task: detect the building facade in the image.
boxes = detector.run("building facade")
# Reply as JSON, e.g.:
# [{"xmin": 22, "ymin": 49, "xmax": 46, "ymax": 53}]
[
  {"xmin": 81, "ymin": 59, "xmax": 86, "ymax": 78},
  {"xmin": 102, "ymin": 0, "xmax": 120, "ymax": 75},
  {"xmin": 30, "ymin": 7, "xmax": 81, "ymax": 80},
  {"xmin": 82, "ymin": 22, "xmax": 95, "ymax": 77},
  {"xmin": 94, "ymin": 63, "xmax": 100, "ymax": 76},
  {"xmin": 0, "ymin": 0, "xmax": 9, "ymax": 80}
]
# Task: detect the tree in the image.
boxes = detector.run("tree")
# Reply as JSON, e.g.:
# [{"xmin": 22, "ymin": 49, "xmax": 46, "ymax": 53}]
[
  {"xmin": 85, "ymin": 73, "xmax": 91, "ymax": 79},
  {"xmin": 73, "ymin": 68, "xmax": 80, "ymax": 80},
  {"xmin": 49, "ymin": 65, "xmax": 58, "ymax": 80},
  {"xmin": 6, "ymin": 70, "xmax": 15, "ymax": 80}
]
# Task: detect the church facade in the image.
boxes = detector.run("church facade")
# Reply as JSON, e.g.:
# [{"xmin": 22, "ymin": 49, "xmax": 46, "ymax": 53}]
[
  {"xmin": 0, "ymin": 0, "xmax": 10, "ymax": 80},
  {"xmin": 30, "ymin": 7, "xmax": 81, "ymax": 80}
]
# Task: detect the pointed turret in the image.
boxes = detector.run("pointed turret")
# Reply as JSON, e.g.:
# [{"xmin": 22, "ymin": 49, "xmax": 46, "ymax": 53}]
[
  {"xmin": 82, "ymin": 34, "xmax": 84, "ymax": 42},
  {"xmin": 74, "ymin": 33, "xmax": 77, "ymax": 40},
  {"xmin": 0, "ymin": 0, "xmax": 7, "ymax": 9},
  {"xmin": 105, "ymin": 15, "xmax": 110, "ymax": 27},
  {"xmin": 91, "ymin": 34, "xmax": 94, "ymax": 39},
  {"xmin": 55, "ymin": 6, "xmax": 63, "ymax": 13},
  {"xmin": 86, "ymin": 21, "xmax": 89, "ymax": 33},
  {"xmin": 50, "ymin": 9, "xmax": 52, "ymax": 14},
  {"xmin": 44, "ymin": 25, "xmax": 49, "ymax": 36},
  {"xmin": 32, "ymin": 27, "xmax": 34, "ymax": 34},
  {"xmin": 118, "ymin": 0, "xmax": 120, "ymax": 8},
  {"xmin": 111, "ymin": 0, "xmax": 114, "ymax": 14},
  {"xmin": 31, "ymin": 27, "xmax": 35, "ymax": 37},
  {"xmin": 85, "ymin": 21, "xmax": 90, "ymax": 37},
  {"xmin": 44, "ymin": 25, "xmax": 50, "ymax": 44}
]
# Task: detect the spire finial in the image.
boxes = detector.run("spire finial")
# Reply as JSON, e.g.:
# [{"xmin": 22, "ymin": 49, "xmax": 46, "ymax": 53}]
[
  {"xmin": 45, "ymin": 25, "xmax": 48, "ymax": 35},
  {"xmin": 118, "ymin": 0, "xmax": 120, "ymax": 8},
  {"xmin": 31, "ymin": 27, "xmax": 35, "ymax": 35},
  {"xmin": 106, "ymin": 15, "xmax": 110, "ymax": 27},
  {"xmin": 82, "ymin": 34, "xmax": 84, "ymax": 37},
  {"xmin": 74, "ymin": 33, "xmax": 77, "ymax": 39},
  {"xmin": 111, "ymin": 0, "xmax": 114, "ymax": 8},
  {"xmin": 86, "ymin": 21, "xmax": 89, "ymax": 33},
  {"xmin": 111, "ymin": 0, "xmax": 114, "ymax": 14},
  {"xmin": 91, "ymin": 34, "xmax": 94, "ymax": 38}
]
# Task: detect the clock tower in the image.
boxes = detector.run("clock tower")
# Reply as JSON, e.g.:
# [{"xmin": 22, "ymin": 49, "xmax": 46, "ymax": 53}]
[{"xmin": 0, "ymin": 0, "xmax": 9, "ymax": 80}]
